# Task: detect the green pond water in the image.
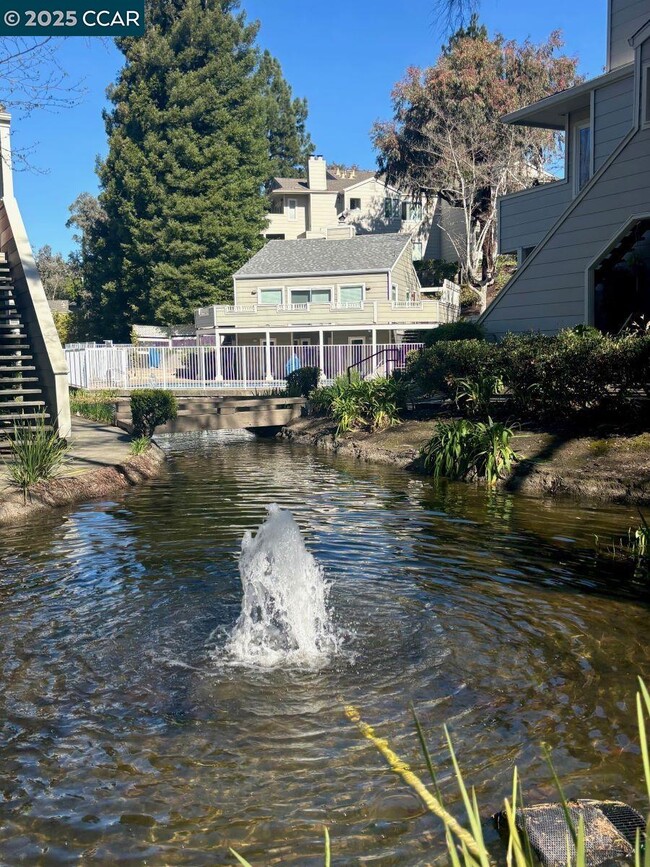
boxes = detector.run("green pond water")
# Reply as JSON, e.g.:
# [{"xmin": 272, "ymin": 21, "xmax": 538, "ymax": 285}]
[{"xmin": 0, "ymin": 432, "xmax": 648, "ymax": 865}]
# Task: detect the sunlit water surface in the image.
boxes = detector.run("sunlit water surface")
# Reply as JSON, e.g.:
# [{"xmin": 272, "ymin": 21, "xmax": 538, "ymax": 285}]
[{"xmin": 0, "ymin": 432, "xmax": 648, "ymax": 865}]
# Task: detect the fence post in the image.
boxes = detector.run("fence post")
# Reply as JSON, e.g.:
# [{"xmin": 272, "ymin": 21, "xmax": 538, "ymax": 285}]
[
  {"xmin": 241, "ymin": 345, "xmax": 248, "ymax": 388},
  {"xmin": 264, "ymin": 331, "xmax": 273, "ymax": 382},
  {"xmin": 198, "ymin": 345, "xmax": 206, "ymax": 387}
]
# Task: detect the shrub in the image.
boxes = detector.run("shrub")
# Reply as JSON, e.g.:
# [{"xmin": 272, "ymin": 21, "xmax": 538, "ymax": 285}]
[
  {"xmin": 423, "ymin": 320, "xmax": 486, "ymax": 346},
  {"xmin": 5, "ymin": 416, "xmax": 68, "ymax": 502},
  {"xmin": 413, "ymin": 257, "xmax": 458, "ymax": 286},
  {"xmin": 130, "ymin": 389, "xmax": 177, "ymax": 437},
  {"xmin": 421, "ymin": 417, "xmax": 518, "ymax": 485},
  {"xmin": 406, "ymin": 339, "xmax": 501, "ymax": 398},
  {"xmin": 311, "ymin": 376, "xmax": 409, "ymax": 435},
  {"xmin": 285, "ymin": 366, "xmax": 320, "ymax": 397}
]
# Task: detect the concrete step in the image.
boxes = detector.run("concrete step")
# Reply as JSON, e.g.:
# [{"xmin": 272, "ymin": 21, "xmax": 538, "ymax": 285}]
[
  {"xmin": 0, "ymin": 412, "xmax": 50, "ymax": 421},
  {"xmin": 0, "ymin": 376, "xmax": 40, "ymax": 384},
  {"xmin": 0, "ymin": 365, "xmax": 36, "ymax": 372},
  {"xmin": 0, "ymin": 400, "xmax": 44, "ymax": 409}
]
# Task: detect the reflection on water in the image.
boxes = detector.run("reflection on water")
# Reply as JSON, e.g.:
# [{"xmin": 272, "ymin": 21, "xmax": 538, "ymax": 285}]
[{"xmin": 0, "ymin": 431, "xmax": 648, "ymax": 865}]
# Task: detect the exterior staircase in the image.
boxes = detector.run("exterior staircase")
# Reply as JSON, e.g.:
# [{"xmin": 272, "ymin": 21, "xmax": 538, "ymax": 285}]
[{"xmin": 0, "ymin": 253, "xmax": 49, "ymax": 450}]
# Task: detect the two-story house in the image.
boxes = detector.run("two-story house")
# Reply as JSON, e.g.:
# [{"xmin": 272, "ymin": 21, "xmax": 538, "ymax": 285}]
[
  {"xmin": 265, "ymin": 155, "xmax": 463, "ymax": 264},
  {"xmin": 483, "ymin": 0, "xmax": 650, "ymax": 336},
  {"xmin": 193, "ymin": 233, "xmax": 460, "ymax": 382}
]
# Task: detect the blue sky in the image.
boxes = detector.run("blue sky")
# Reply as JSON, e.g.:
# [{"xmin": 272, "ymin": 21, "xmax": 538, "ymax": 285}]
[{"xmin": 12, "ymin": 0, "xmax": 608, "ymax": 255}]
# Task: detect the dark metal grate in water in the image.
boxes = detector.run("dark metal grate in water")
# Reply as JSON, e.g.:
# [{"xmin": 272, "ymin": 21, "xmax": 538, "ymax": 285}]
[{"xmin": 494, "ymin": 799, "xmax": 646, "ymax": 867}]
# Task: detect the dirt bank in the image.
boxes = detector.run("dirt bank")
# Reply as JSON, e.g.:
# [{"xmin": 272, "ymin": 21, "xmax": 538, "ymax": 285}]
[
  {"xmin": 0, "ymin": 445, "xmax": 166, "ymax": 528},
  {"xmin": 280, "ymin": 417, "xmax": 650, "ymax": 505}
]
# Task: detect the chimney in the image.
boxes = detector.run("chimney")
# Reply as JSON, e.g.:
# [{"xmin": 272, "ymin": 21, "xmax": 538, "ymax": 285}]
[{"xmin": 307, "ymin": 155, "xmax": 327, "ymax": 191}]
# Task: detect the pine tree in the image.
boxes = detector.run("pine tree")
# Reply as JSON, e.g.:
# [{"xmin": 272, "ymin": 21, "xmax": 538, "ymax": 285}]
[
  {"xmin": 89, "ymin": 0, "xmax": 277, "ymax": 339},
  {"xmin": 258, "ymin": 50, "xmax": 313, "ymax": 178}
]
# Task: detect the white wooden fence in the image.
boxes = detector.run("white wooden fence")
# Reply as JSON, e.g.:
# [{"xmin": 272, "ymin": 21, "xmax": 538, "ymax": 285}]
[{"xmin": 65, "ymin": 343, "xmax": 424, "ymax": 390}]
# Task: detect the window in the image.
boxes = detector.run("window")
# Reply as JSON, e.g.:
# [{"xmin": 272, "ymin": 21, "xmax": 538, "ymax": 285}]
[
  {"xmin": 269, "ymin": 198, "xmax": 283, "ymax": 214},
  {"xmin": 259, "ymin": 288, "xmax": 283, "ymax": 305},
  {"xmin": 401, "ymin": 201, "xmax": 423, "ymax": 221},
  {"xmin": 349, "ymin": 337, "xmax": 365, "ymax": 345},
  {"xmin": 384, "ymin": 197, "xmax": 400, "ymax": 219},
  {"xmin": 265, "ymin": 234, "xmax": 285, "ymax": 241},
  {"xmin": 293, "ymin": 338, "xmax": 312, "ymax": 346},
  {"xmin": 339, "ymin": 285, "xmax": 364, "ymax": 304},
  {"xmin": 349, "ymin": 197, "xmax": 361, "ymax": 210},
  {"xmin": 411, "ymin": 241, "xmax": 423, "ymax": 261},
  {"xmin": 390, "ymin": 283, "xmax": 399, "ymax": 303},
  {"xmin": 287, "ymin": 198, "xmax": 297, "ymax": 220},
  {"xmin": 290, "ymin": 287, "xmax": 331, "ymax": 305},
  {"xmin": 644, "ymin": 65, "xmax": 650, "ymax": 126},
  {"xmin": 574, "ymin": 122, "xmax": 592, "ymax": 193}
]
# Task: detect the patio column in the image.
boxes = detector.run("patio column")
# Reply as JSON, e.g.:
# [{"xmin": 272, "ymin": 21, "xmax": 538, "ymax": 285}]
[
  {"xmin": 265, "ymin": 330, "xmax": 273, "ymax": 381},
  {"xmin": 318, "ymin": 329, "xmax": 324, "ymax": 375},
  {"xmin": 213, "ymin": 327, "xmax": 223, "ymax": 382}
]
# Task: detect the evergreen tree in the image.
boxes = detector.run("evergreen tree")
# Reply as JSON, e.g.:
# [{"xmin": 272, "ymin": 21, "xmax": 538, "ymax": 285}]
[
  {"xmin": 258, "ymin": 50, "xmax": 313, "ymax": 178},
  {"xmin": 88, "ymin": 0, "xmax": 276, "ymax": 339}
]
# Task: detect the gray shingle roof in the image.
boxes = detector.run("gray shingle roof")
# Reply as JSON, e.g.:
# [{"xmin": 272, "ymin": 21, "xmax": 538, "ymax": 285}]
[
  {"xmin": 234, "ymin": 234, "xmax": 411, "ymax": 278},
  {"xmin": 271, "ymin": 170, "xmax": 377, "ymax": 194}
]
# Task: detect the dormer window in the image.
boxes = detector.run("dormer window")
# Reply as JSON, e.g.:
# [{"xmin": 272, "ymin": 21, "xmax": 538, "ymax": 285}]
[{"xmin": 574, "ymin": 121, "xmax": 592, "ymax": 193}]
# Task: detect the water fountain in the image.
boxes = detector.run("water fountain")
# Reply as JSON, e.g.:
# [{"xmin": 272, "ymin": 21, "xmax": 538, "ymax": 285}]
[{"xmin": 217, "ymin": 504, "xmax": 340, "ymax": 668}]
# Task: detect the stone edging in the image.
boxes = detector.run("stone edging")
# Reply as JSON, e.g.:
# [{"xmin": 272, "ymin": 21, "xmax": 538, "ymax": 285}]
[{"xmin": 0, "ymin": 444, "xmax": 166, "ymax": 528}]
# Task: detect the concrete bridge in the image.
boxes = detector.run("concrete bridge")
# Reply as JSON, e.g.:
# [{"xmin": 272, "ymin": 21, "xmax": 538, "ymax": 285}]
[{"xmin": 115, "ymin": 394, "xmax": 306, "ymax": 435}]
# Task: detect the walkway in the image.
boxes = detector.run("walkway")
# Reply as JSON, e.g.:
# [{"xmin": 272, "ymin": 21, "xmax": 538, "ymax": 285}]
[{"xmin": 0, "ymin": 417, "xmax": 131, "ymax": 492}]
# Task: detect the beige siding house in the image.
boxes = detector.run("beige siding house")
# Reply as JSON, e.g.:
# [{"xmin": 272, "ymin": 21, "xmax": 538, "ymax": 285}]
[
  {"xmin": 194, "ymin": 234, "xmax": 460, "ymax": 372},
  {"xmin": 265, "ymin": 155, "xmax": 457, "ymax": 264},
  {"xmin": 484, "ymin": 0, "xmax": 650, "ymax": 336}
]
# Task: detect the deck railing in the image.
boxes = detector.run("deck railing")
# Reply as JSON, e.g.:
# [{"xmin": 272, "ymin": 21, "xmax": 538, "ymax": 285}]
[{"xmin": 65, "ymin": 342, "xmax": 424, "ymax": 390}]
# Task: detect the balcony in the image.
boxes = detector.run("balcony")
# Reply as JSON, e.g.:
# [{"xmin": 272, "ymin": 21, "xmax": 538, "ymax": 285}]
[{"xmin": 195, "ymin": 298, "xmax": 459, "ymax": 333}]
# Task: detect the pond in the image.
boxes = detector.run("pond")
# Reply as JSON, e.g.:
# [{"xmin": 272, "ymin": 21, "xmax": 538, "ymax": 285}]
[{"xmin": 0, "ymin": 433, "xmax": 648, "ymax": 865}]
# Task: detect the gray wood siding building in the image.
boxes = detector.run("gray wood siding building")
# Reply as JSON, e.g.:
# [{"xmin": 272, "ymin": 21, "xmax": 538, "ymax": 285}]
[{"xmin": 483, "ymin": 0, "xmax": 650, "ymax": 336}]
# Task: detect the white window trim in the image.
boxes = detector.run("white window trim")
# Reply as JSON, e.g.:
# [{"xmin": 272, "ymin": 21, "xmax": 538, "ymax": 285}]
[
  {"xmin": 287, "ymin": 198, "xmax": 297, "ymax": 221},
  {"xmin": 390, "ymin": 282, "xmax": 399, "ymax": 303},
  {"xmin": 573, "ymin": 120, "xmax": 592, "ymax": 196},
  {"xmin": 643, "ymin": 63, "xmax": 650, "ymax": 128},
  {"xmin": 289, "ymin": 286, "xmax": 334, "ymax": 305},
  {"xmin": 348, "ymin": 336, "xmax": 366, "ymax": 345},
  {"xmin": 348, "ymin": 197, "xmax": 362, "ymax": 211},
  {"xmin": 337, "ymin": 283, "xmax": 366, "ymax": 304},
  {"xmin": 293, "ymin": 337, "xmax": 312, "ymax": 346},
  {"xmin": 259, "ymin": 337, "xmax": 277, "ymax": 346},
  {"xmin": 257, "ymin": 287, "xmax": 284, "ymax": 305}
]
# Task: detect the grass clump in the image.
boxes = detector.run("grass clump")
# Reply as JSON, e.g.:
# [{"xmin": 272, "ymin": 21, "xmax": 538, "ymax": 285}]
[
  {"xmin": 69, "ymin": 388, "xmax": 118, "ymax": 425},
  {"xmin": 131, "ymin": 389, "xmax": 177, "ymax": 438},
  {"xmin": 4, "ymin": 416, "xmax": 68, "ymax": 502},
  {"xmin": 421, "ymin": 418, "xmax": 518, "ymax": 485},
  {"xmin": 129, "ymin": 436, "xmax": 151, "ymax": 456}
]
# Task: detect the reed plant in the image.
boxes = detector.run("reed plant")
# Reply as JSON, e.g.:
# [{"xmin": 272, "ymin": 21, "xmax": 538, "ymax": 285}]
[
  {"xmin": 230, "ymin": 679, "xmax": 650, "ymax": 866},
  {"xmin": 4, "ymin": 416, "xmax": 68, "ymax": 502}
]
